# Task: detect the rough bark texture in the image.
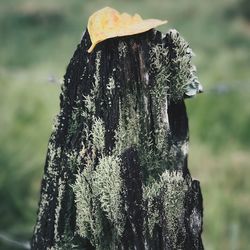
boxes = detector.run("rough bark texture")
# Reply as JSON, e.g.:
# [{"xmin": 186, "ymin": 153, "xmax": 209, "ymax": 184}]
[{"xmin": 31, "ymin": 28, "xmax": 203, "ymax": 250}]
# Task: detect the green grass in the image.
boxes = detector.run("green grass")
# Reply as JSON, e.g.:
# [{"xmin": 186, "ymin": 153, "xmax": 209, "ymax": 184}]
[{"xmin": 0, "ymin": 0, "xmax": 249, "ymax": 249}]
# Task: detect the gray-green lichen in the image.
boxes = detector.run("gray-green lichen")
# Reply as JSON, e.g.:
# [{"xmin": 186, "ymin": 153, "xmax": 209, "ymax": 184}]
[
  {"xmin": 93, "ymin": 51, "xmax": 102, "ymax": 95},
  {"xmin": 93, "ymin": 155, "xmax": 124, "ymax": 235},
  {"xmin": 91, "ymin": 117, "xmax": 105, "ymax": 153},
  {"xmin": 168, "ymin": 29, "xmax": 202, "ymax": 100},
  {"xmin": 72, "ymin": 155, "xmax": 124, "ymax": 249},
  {"xmin": 148, "ymin": 41, "xmax": 170, "ymax": 168},
  {"xmin": 54, "ymin": 177, "xmax": 66, "ymax": 243},
  {"xmin": 73, "ymin": 168, "xmax": 94, "ymax": 240},
  {"xmin": 144, "ymin": 170, "xmax": 189, "ymax": 245},
  {"xmin": 113, "ymin": 94, "xmax": 140, "ymax": 155},
  {"xmin": 149, "ymin": 29, "xmax": 202, "ymax": 103}
]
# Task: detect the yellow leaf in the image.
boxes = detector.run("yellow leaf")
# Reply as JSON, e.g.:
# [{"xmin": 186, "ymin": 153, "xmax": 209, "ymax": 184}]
[{"xmin": 87, "ymin": 7, "xmax": 167, "ymax": 53}]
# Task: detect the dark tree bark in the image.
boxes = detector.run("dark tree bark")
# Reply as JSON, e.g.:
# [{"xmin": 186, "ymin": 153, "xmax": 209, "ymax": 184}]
[{"xmin": 31, "ymin": 28, "xmax": 203, "ymax": 250}]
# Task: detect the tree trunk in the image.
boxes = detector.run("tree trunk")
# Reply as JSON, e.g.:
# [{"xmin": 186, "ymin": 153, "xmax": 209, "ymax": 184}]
[{"xmin": 31, "ymin": 28, "xmax": 203, "ymax": 250}]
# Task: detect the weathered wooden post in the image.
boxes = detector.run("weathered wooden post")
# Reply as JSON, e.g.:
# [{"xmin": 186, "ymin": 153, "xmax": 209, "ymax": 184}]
[{"xmin": 31, "ymin": 7, "xmax": 203, "ymax": 250}]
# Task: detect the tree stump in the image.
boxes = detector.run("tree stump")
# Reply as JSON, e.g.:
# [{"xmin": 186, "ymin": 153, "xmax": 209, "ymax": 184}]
[{"xmin": 31, "ymin": 28, "xmax": 203, "ymax": 250}]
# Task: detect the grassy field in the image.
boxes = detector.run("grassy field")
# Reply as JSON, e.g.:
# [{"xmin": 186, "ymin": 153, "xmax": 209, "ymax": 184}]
[{"xmin": 0, "ymin": 0, "xmax": 249, "ymax": 249}]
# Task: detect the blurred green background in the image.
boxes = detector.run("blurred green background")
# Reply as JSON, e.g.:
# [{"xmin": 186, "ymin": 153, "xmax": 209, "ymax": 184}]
[{"xmin": 0, "ymin": 0, "xmax": 249, "ymax": 249}]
